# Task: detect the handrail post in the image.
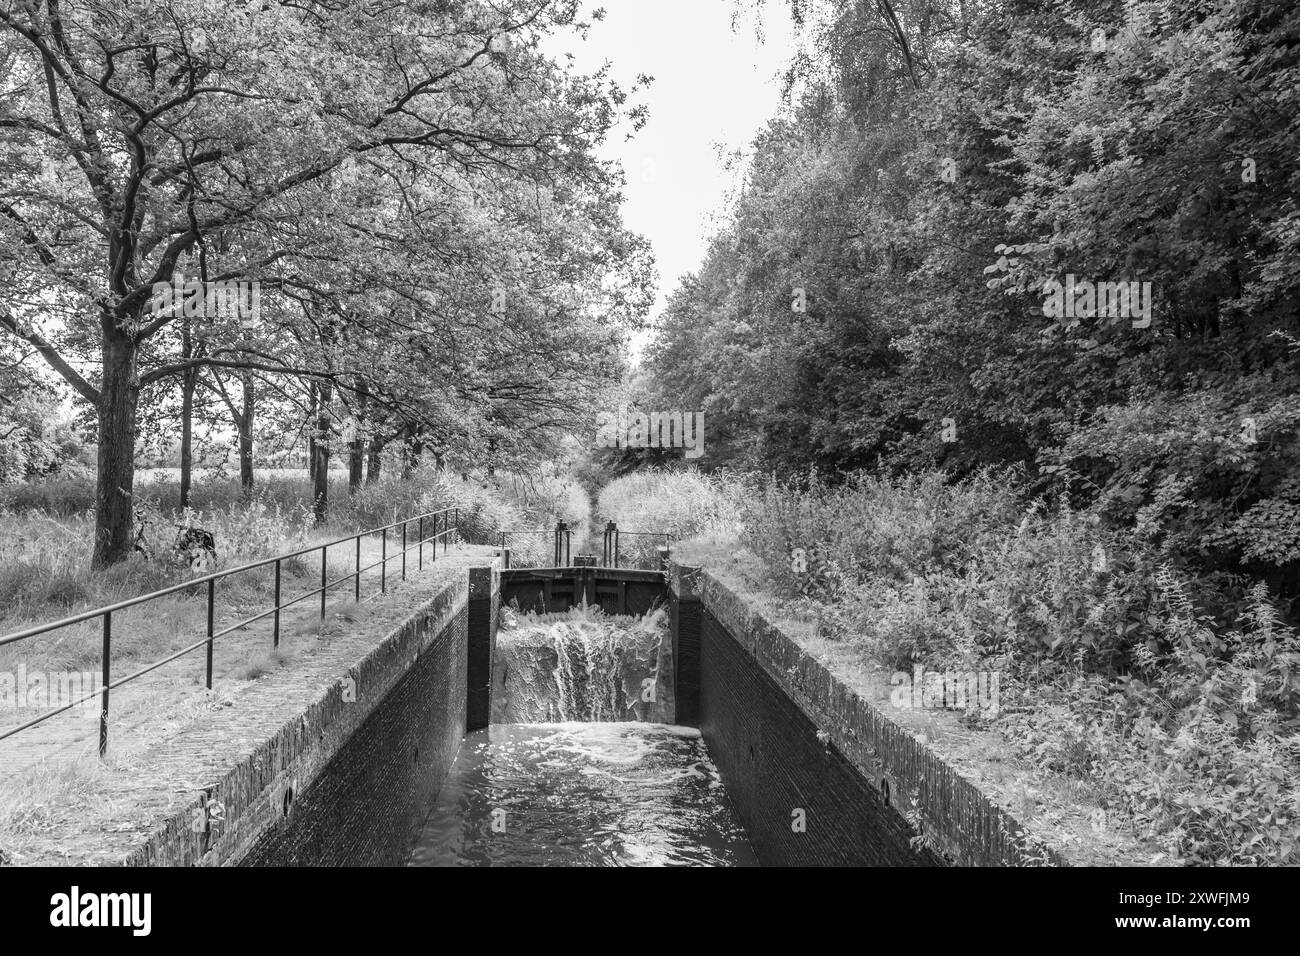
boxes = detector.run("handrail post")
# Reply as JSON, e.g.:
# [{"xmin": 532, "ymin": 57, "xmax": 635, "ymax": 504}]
[
  {"xmin": 444, "ymin": 509, "xmax": 450, "ymax": 555},
  {"xmin": 553, "ymin": 521, "xmax": 570, "ymax": 566},
  {"xmin": 418, "ymin": 515, "xmax": 424, "ymax": 570},
  {"xmin": 381, "ymin": 527, "xmax": 387, "ymax": 593},
  {"xmin": 273, "ymin": 558, "xmax": 282, "ymax": 648},
  {"xmin": 205, "ymin": 578, "xmax": 215, "ymax": 690},
  {"xmin": 402, "ymin": 521, "xmax": 407, "ymax": 580},
  {"xmin": 354, "ymin": 534, "xmax": 361, "ymax": 602},
  {"xmin": 431, "ymin": 512, "xmax": 438, "ymax": 564},
  {"xmin": 99, "ymin": 611, "xmax": 111, "ymax": 758}
]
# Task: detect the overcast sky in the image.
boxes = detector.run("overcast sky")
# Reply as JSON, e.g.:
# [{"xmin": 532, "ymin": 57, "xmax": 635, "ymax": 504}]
[{"xmin": 546, "ymin": 1, "xmax": 799, "ymax": 349}]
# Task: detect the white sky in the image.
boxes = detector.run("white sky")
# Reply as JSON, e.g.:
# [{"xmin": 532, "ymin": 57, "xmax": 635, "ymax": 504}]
[{"xmin": 546, "ymin": 1, "xmax": 799, "ymax": 354}]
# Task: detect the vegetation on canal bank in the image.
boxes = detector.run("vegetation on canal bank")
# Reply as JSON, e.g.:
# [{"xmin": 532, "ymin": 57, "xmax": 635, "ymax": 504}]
[{"xmin": 603, "ymin": 468, "xmax": 1300, "ymax": 866}]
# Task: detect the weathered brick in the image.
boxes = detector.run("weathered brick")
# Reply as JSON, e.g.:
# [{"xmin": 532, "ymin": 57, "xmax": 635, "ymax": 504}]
[{"xmin": 691, "ymin": 570, "xmax": 1065, "ymax": 868}]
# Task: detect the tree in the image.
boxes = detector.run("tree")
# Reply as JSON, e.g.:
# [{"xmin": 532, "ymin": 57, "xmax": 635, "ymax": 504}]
[
  {"xmin": 0, "ymin": 0, "xmax": 650, "ymax": 564},
  {"xmin": 650, "ymin": 0, "xmax": 1300, "ymax": 597}
]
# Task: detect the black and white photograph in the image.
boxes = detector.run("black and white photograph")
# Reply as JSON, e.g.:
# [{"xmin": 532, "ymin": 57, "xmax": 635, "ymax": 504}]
[{"xmin": 0, "ymin": 0, "xmax": 1293, "ymax": 929}]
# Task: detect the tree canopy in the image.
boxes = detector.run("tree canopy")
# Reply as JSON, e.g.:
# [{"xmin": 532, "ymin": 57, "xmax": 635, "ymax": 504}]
[
  {"xmin": 0, "ymin": 0, "xmax": 653, "ymax": 562},
  {"xmin": 645, "ymin": 0, "xmax": 1300, "ymax": 598}
]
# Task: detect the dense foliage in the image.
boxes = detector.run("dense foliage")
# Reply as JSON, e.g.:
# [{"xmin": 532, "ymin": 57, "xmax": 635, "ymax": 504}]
[
  {"xmin": 634, "ymin": 0, "xmax": 1300, "ymax": 864},
  {"xmin": 645, "ymin": 0, "xmax": 1300, "ymax": 607},
  {"xmin": 0, "ymin": 0, "xmax": 652, "ymax": 561}
]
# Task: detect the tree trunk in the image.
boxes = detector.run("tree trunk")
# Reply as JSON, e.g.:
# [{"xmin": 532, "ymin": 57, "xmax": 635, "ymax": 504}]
[
  {"xmin": 92, "ymin": 327, "xmax": 140, "ymax": 568},
  {"xmin": 312, "ymin": 381, "xmax": 332, "ymax": 524},
  {"xmin": 180, "ymin": 367, "xmax": 196, "ymax": 510},
  {"xmin": 411, "ymin": 435, "xmax": 423, "ymax": 462},
  {"xmin": 366, "ymin": 436, "xmax": 383, "ymax": 485},
  {"xmin": 349, "ymin": 434, "xmax": 364, "ymax": 492},
  {"xmin": 179, "ymin": 317, "xmax": 197, "ymax": 510},
  {"xmin": 238, "ymin": 369, "xmax": 254, "ymax": 496},
  {"xmin": 349, "ymin": 380, "xmax": 367, "ymax": 493},
  {"xmin": 307, "ymin": 382, "xmax": 318, "ymax": 482},
  {"xmin": 402, "ymin": 427, "xmax": 423, "ymax": 479}
]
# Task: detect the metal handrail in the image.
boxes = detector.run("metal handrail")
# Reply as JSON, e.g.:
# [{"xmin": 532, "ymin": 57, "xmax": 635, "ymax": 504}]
[
  {"xmin": 496, "ymin": 523, "xmax": 673, "ymax": 570},
  {"xmin": 0, "ymin": 505, "xmax": 459, "ymax": 756},
  {"xmin": 496, "ymin": 525, "xmax": 574, "ymax": 567},
  {"xmin": 601, "ymin": 521, "xmax": 670, "ymax": 568}
]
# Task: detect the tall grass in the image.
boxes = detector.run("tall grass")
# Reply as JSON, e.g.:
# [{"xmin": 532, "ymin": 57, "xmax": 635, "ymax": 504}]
[
  {"xmin": 0, "ymin": 469, "xmax": 459, "ymax": 524},
  {"xmin": 0, "ymin": 468, "xmax": 550, "ymax": 641},
  {"xmin": 490, "ymin": 470, "xmax": 592, "ymax": 566},
  {"xmin": 596, "ymin": 469, "xmax": 744, "ymax": 567}
]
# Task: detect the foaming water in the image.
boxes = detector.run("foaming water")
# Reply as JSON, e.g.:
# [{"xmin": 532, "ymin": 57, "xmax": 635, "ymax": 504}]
[
  {"xmin": 491, "ymin": 608, "xmax": 674, "ymax": 723},
  {"xmin": 407, "ymin": 722, "xmax": 758, "ymax": 867}
]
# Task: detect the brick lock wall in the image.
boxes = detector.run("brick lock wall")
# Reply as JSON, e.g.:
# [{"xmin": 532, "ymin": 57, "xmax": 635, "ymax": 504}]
[
  {"xmin": 466, "ymin": 564, "xmax": 499, "ymax": 732},
  {"xmin": 238, "ymin": 605, "xmax": 467, "ymax": 867},
  {"xmin": 700, "ymin": 608, "xmax": 942, "ymax": 866},
  {"xmin": 670, "ymin": 593, "xmax": 701, "ymax": 727},
  {"xmin": 677, "ymin": 564, "xmax": 1063, "ymax": 868}
]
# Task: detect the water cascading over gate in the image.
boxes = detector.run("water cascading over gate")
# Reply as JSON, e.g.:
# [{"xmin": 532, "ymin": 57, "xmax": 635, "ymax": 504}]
[{"xmin": 490, "ymin": 607, "xmax": 674, "ymax": 724}]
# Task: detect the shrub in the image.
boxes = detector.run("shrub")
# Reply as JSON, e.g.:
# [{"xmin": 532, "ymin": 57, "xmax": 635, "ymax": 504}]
[{"xmin": 598, "ymin": 468, "xmax": 745, "ymax": 555}]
